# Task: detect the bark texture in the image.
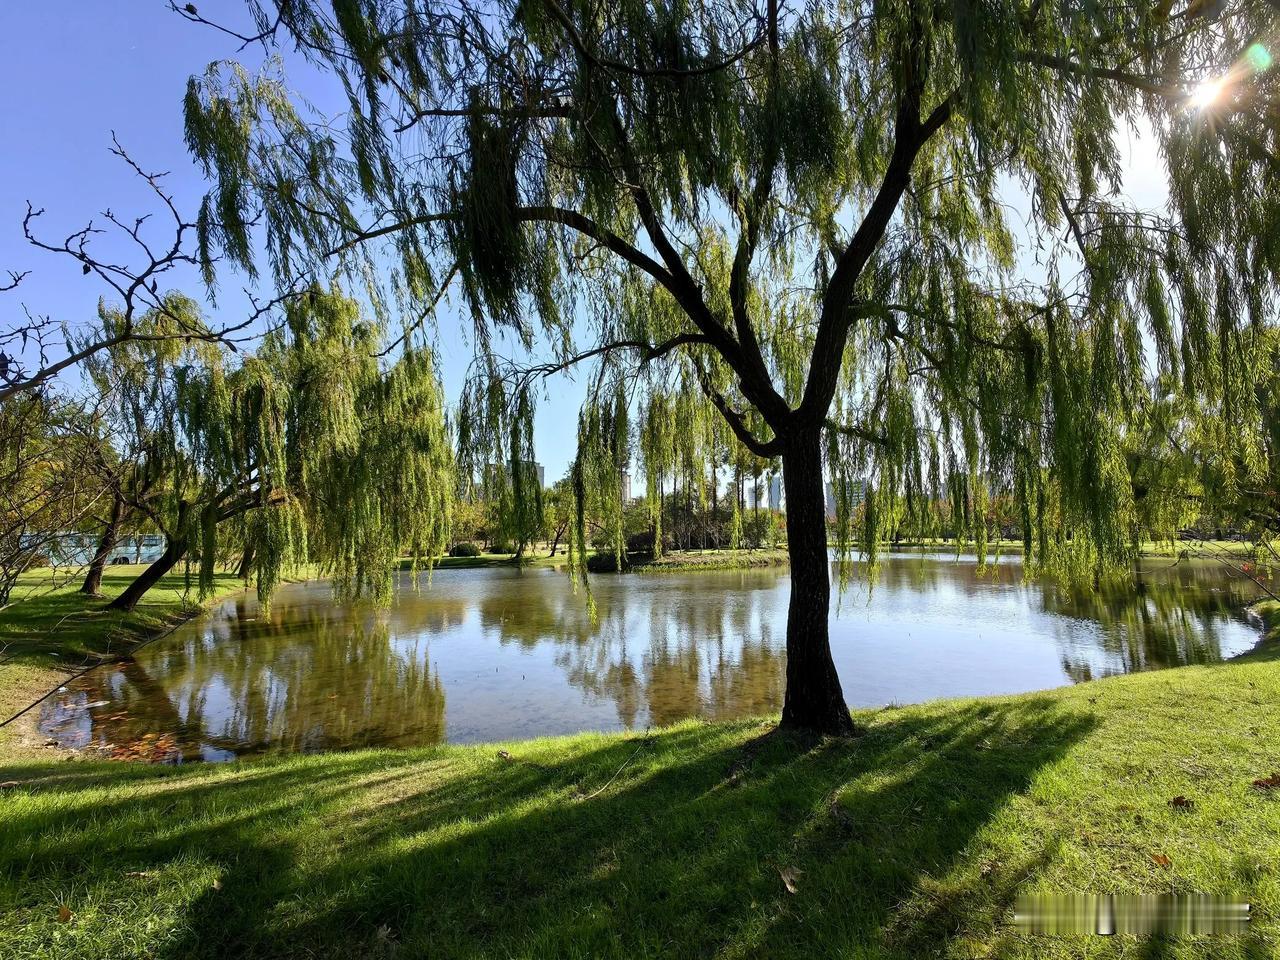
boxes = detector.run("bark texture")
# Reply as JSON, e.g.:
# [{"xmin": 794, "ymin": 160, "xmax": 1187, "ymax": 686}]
[
  {"xmin": 106, "ymin": 537, "xmax": 187, "ymax": 612},
  {"xmin": 779, "ymin": 429, "xmax": 857, "ymax": 736}
]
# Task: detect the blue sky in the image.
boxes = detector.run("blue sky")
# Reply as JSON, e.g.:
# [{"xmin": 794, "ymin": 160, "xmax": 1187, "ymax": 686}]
[
  {"xmin": 0, "ymin": 1, "xmax": 587, "ymax": 481},
  {"xmin": 1, "ymin": 3, "xmax": 1169, "ymax": 487}
]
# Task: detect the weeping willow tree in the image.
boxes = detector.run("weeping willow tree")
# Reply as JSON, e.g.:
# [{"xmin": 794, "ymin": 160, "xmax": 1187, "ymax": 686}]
[
  {"xmin": 105, "ymin": 285, "xmax": 453, "ymax": 611},
  {"xmin": 1133, "ymin": 320, "xmax": 1280, "ymax": 551},
  {"xmin": 456, "ymin": 378, "xmax": 544, "ymax": 556},
  {"xmin": 180, "ymin": 0, "xmax": 1280, "ymax": 733}
]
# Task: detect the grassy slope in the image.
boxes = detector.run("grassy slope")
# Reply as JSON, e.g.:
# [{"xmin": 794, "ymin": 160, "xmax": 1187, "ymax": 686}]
[
  {"xmin": 2, "ymin": 650, "xmax": 1279, "ymax": 959},
  {"xmin": 0, "ymin": 567, "xmax": 251, "ymax": 748}
]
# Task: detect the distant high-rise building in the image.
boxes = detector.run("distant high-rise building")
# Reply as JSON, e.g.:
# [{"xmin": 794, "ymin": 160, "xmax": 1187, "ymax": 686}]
[
  {"xmin": 621, "ymin": 469, "xmax": 632, "ymax": 502},
  {"xmin": 483, "ymin": 460, "xmax": 545, "ymax": 491},
  {"xmin": 850, "ymin": 477, "xmax": 867, "ymax": 508},
  {"xmin": 768, "ymin": 475, "xmax": 783, "ymax": 511},
  {"xmin": 743, "ymin": 475, "xmax": 783, "ymax": 510},
  {"xmin": 824, "ymin": 477, "xmax": 867, "ymax": 518}
]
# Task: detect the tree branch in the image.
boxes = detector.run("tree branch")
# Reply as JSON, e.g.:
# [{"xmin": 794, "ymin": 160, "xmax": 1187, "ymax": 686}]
[
  {"xmin": 516, "ymin": 332, "xmax": 711, "ymax": 385},
  {"xmin": 825, "ymin": 418, "xmax": 888, "ymax": 447},
  {"xmin": 1017, "ymin": 51, "xmax": 1178, "ymax": 98},
  {"xmin": 692, "ymin": 358, "xmax": 782, "ymax": 458},
  {"xmin": 798, "ymin": 85, "xmax": 958, "ymax": 426},
  {"xmin": 541, "ymin": 0, "xmax": 767, "ymax": 79}
]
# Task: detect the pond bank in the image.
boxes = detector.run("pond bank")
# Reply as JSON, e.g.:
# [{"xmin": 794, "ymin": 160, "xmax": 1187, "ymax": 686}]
[
  {"xmin": 408, "ymin": 549, "xmax": 790, "ymax": 573},
  {"xmin": 886, "ymin": 538, "xmax": 1259, "ymax": 558},
  {"xmin": 0, "ymin": 568, "xmax": 265, "ymax": 760},
  {"xmin": 587, "ymin": 548, "xmax": 791, "ymax": 572},
  {"xmin": 418, "ymin": 540, "xmax": 1256, "ymax": 576},
  {"xmin": 2, "ymin": 653, "xmax": 1278, "ymax": 958}
]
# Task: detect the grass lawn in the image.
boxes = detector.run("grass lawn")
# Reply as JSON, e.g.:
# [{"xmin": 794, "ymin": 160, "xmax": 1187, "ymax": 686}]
[
  {"xmin": 406, "ymin": 552, "xmax": 569, "ymax": 571},
  {"xmin": 2, "ymin": 645, "xmax": 1279, "ymax": 958},
  {"xmin": 887, "ymin": 538, "xmax": 1260, "ymax": 559},
  {"xmin": 413, "ymin": 541, "xmax": 1262, "ymax": 576},
  {"xmin": 633, "ymin": 548, "xmax": 791, "ymax": 571}
]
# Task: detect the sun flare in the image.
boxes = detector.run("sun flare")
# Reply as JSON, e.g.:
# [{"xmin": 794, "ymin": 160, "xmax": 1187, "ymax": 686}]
[{"xmin": 1190, "ymin": 76, "xmax": 1227, "ymax": 109}]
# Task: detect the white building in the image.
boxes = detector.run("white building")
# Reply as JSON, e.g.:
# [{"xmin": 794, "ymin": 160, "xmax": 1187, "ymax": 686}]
[{"xmin": 743, "ymin": 475, "xmax": 785, "ymax": 510}]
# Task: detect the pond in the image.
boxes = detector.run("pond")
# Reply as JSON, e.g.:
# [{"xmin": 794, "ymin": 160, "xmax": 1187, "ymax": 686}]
[{"xmin": 38, "ymin": 553, "xmax": 1268, "ymax": 761}]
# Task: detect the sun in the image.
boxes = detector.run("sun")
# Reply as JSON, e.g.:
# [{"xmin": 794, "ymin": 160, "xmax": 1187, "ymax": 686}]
[{"xmin": 1189, "ymin": 76, "xmax": 1227, "ymax": 109}]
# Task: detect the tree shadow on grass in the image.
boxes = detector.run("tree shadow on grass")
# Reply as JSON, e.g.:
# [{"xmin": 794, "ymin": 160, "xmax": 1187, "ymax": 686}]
[{"xmin": 3, "ymin": 699, "xmax": 1104, "ymax": 959}]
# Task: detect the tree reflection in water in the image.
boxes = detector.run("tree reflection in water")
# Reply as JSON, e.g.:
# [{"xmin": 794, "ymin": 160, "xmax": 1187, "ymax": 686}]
[
  {"xmin": 1043, "ymin": 565, "xmax": 1261, "ymax": 680},
  {"xmin": 475, "ymin": 571, "xmax": 786, "ymax": 729},
  {"xmin": 37, "ymin": 556, "xmax": 1269, "ymax": 760},
  {"xmin": 42, "ymin": 602, "xmax": 446, "ymax": 760}
]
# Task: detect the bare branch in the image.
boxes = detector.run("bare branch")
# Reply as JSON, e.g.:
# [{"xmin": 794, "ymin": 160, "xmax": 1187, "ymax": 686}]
[
  {"xmin": 0, "ymin": 271, "xmax": 28, "ymax": 293},
  {"xmin": 166, "ymin": 1, "xmax": 281, "ymax": 52}
]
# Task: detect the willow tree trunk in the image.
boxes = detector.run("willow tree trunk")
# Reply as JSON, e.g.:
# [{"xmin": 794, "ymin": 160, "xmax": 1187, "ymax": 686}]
[
  {"xmin": 237, "ymin": 541, "xmax": 255, "ymax": 579},
  {"xmin": 549, "ymin": 520, "xmax": 567, "ymax": 556},
  {"xmin": 779, "ymin": 429, "xmax": 856, "ymax": 735},
  {"xmin": 106, "ymin": 537, "xmax": 187, "ymax": 612},
  {"xmin": 80, "ymin": 495, "xmax": 126, "ymax": 595}
]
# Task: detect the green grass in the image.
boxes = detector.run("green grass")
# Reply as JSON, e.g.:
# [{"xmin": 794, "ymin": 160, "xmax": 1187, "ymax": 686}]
[
  {"xmin": 414, "ymin": 540, "xmax": 1259, "ymax": 575},
  {"xmin": 1137, "ymin": 539, "xmax": 1259, "ymax": 558},
  {"xmin": 411, "ymin": 549, "xmax": 791, "ymax": 573},
  {"xmin": 2, "ymin": 653, "xmax": 1279, "ymax": 959},
  {"xmin": 404, "ymin": 552, "xmax": 568, "ymax": 571},
  {"xmin": 886, "ymin": 538, "xmax": 1259, "ymax": 559},
  {"xmin": 631, "ymin": 548, "xmax": 791, "ymax": 571}
]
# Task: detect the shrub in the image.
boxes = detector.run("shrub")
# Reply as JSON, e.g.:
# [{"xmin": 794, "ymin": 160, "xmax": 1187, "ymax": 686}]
[
  {"xmin": 626, "ymin": 530, "xmax": 654, "ymax": 553},
  {"xmin": 449, "ymin": 542, "xmax": 481, "ymax": 558},
  {"xmin": 489, "ymin": 540, "xmax": 515, "ymax": 555},
  {"xmin": 586, "ymin": 551, "xmax": 630, "ymax": 573}
]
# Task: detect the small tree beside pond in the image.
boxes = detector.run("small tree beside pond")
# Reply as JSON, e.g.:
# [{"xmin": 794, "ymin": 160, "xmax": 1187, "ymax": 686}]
[{"xmin": 98, "ymin": 286, "xmax": 454, "ymax": 611}]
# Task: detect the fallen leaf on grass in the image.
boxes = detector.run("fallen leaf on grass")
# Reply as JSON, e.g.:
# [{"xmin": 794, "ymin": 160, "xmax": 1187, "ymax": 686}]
[
  {"xmin": 1251, "ymin": 773, "xmax": 1280, "ymax": 791},
  {"xmin": 125, "ymin": 871, "xmax": 156, "ymax": 879},
  {"xmin": 1167, "ymin": 795, "xmax": 1195, "ymax": 810},
  {"xmin": 779, "ymin": 866, "xmax": 803, "ymax": 894},
  {"xmin": 57, "ymin": 905, "xmax": 72, "ymax": 923},
  {"xmin": 1150, "ymin": 853, "xmax": 1172, "ymax": 869},
  {"xmin": 211, "ymin": 878, "xmax": 223, "ymax": 891}
]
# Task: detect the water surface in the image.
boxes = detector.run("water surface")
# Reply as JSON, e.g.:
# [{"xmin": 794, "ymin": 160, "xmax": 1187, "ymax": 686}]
[{"xmin": 38, "ymin": 554, "xmax": 1267, "ymax": 760}]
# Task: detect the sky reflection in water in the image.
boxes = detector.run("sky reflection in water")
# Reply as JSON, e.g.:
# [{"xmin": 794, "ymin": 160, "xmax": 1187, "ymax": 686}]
[{"xmin": 38, "ymin": 553, "xmax": 1267, "ymax": 761}]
